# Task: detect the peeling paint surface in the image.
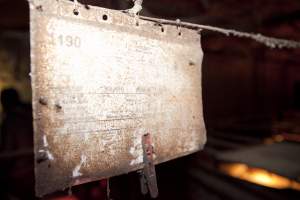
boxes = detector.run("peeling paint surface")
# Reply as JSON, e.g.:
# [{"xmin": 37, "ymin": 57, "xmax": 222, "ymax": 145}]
[
  {"xmin": 72, "ymin": 155, "xmax": 87, "ymax": 178},
  {"xmin": 30, "ymin": 0, "xmax": 206, "ymax": 197},
  {"xmin": 129, "ymin": 128, "xmax": 145, "ymax": 166},
  {"xmin": 38, "ymin": 149, "xmax": 54, "ymax": 160},
  {"xmin": 42, "ymin": 135, "xmax": 48, "ymax": 147}
]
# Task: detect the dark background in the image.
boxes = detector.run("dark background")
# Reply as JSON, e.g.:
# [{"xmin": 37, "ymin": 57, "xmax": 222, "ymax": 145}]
[{"xmin": 0, "ymin": 0, "xmax": 300, "ymax": 200}]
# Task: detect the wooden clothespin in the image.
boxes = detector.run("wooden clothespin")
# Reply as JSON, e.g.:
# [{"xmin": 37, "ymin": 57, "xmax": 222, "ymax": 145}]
[{"xmin": 139, "ymin": 133, "xmax": 158, "ymax": 198}]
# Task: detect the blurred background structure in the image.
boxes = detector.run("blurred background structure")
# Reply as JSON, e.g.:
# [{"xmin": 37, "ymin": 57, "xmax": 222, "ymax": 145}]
[{"xmin": 0, "ymin": 0, "xmax": 300, "ymax": 199}]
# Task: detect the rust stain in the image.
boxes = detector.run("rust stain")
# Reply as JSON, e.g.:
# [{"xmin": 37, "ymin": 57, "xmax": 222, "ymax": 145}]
[
  {"xmin": 38, "ymin": 97, "xmax": 47, "ymax": 106},
  {"xmin": 30, "ymin": 0, "xmax": 206, "ymax": 197}
]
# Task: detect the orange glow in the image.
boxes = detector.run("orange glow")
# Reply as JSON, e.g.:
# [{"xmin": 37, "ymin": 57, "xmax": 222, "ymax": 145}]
[
  {"xmin": 219, "ymin": 163, "xmax": 300, "ymax": 191},
  {"xmin": 264, "ymin": 135, "xmax": 284, "ymax": 144},
  {"xmin": 273, "ymin": 135, "xmax": 284, "ymax": 142},
  {"xmin": 264, "ymin": 134, "xmax": 300, "ymax": 144}
]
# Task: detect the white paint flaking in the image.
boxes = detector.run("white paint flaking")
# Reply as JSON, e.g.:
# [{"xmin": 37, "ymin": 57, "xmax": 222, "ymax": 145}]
[
  {"xmin": 43, "ymin": 135, "xmax": 48, "ymax": 147},
  {"xmin": 38, "ymin": 149, "xmax": 54, "ymax": 160},
  {"xmin": 72, "ymin": 155, "xmax": 87, "ymax": 178},
  {"xmin": 129, "ymin": 129, "xmax": 144, "ymax": 166},
  {"xmin": 46, "ymin": 151, "xmax": 54, "ymax": 160}
]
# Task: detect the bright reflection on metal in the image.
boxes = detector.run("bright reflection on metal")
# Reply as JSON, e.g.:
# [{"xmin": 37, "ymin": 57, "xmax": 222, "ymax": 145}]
[{"xmin": 219, "ymin": 163, "xmax": 300, "ymax": 191}]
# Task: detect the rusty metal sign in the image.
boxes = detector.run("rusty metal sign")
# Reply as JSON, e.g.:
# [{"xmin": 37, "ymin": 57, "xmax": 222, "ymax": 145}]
[{"xmin": 30, "ymin": 0, "xmax": 206, "ymax": 197}]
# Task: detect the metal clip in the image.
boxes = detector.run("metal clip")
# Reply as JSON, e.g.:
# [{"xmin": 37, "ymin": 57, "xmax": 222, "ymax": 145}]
[{"xmin": 139, "ymin": 133, "xmax": 158, "ymax": 198}]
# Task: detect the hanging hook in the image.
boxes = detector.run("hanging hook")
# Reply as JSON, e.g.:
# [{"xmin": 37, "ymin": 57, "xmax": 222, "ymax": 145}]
[
  {"xmin": 139, "ymin": 133, "xmax": 158, "ymax": 198},
  {"xmin": 122, "ymin": 0, "xmax": 143, "ymax": 26},
  {"xmin": 154, "ymin": 22, "xmax": 165, "ymax": 33},
  {"xmin": 135, "ymin": 12, "xmax": 140, "ymax": 26},
  {"xmin": 128, "ymin": 0, "xmax": 143, "ymax": 15},
  {"xmin": 176, "ymin": 19, "xmax": 182, "ymax": 36}
]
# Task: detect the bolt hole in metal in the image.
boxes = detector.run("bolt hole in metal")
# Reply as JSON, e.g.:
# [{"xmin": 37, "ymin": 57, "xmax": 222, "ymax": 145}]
[
  {"xmin": 36, "ymin": 5, "xmax": 43, "ymax": 11},
  {"xmin": 102, "ymin": 14, "xmax": 108, "ymax": 21},
  {"xmin": 73, "ymin": 9, "xmax": 79, "ymax": 15}
]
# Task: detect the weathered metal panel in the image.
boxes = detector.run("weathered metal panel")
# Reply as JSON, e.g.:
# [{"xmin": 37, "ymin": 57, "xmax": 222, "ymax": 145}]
[{"xmin": 30, "ymin": 0, "xmax": 206, "ymax": 196}]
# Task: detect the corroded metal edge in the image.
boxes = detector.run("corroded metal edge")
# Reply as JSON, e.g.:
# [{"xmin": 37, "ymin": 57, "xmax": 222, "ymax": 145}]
[{"xmin": 29, "ymin": 0, "xmax": 200, "ymax": 44}]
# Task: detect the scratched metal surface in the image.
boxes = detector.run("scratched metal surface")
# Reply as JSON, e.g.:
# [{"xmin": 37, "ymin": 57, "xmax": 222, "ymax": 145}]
[{"xmin": 30, "ymin": 0, "xmax": 206, "ymax": 197}]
